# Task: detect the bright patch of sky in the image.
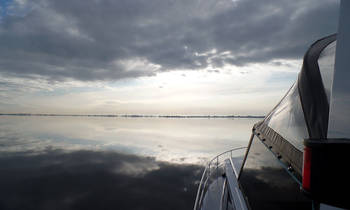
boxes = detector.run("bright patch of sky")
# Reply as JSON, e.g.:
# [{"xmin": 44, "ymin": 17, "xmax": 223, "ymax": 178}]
[{"xmin": 0, "ymin": 59, "xmax": 301, "ymax": 115}]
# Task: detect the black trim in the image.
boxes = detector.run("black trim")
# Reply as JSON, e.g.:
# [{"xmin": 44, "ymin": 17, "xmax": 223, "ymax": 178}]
[
  {"xmin": 298, "ymin": 34, "xmax": 336, "ymax": 139},
  {"xmin": 304, "ymin": 138, "xmax": 350, "ymax": 147},
  {"xmin": 254, "ymin": 122, "xmax": 303, "ymax": 176},
  {"xmin": 303, "ymin": 138, "xmax": 350, "ymax": 209}
]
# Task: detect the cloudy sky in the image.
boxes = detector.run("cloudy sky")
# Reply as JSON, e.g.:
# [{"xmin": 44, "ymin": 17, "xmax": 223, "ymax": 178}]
[{"xmin": 0, "ymin": 0, "xmax": 339, "ymax": 115}]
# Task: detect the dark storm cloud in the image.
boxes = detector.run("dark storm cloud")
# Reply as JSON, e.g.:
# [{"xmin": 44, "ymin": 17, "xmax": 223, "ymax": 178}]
[{"xmin": 0, "ymin": 0, "xmax": 339, "ymax": 81}]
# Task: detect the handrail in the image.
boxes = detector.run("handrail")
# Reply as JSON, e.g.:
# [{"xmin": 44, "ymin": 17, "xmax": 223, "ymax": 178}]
[
  {"xmin": 208, "ymin": 146, "xmax": 247, "ymax": 165},
  {"xmin": 193, "ymin": 146, "xmax": 247, "ymax": 210}
]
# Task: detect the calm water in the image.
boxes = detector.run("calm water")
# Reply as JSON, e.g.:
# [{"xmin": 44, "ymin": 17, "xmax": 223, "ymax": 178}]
[{"xmin": 0, "ymin": 116, "xmax": 258, "ymax": 210}]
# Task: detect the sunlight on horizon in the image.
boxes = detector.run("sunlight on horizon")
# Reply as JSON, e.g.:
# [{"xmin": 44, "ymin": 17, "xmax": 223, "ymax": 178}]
[{"xmin": 0, "ymin": 59, "xmax": 300, "ymax": 115}]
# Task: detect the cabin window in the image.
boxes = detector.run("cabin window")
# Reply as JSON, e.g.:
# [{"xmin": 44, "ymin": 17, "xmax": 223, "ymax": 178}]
[
  {"xmin": 318, "ymin": 41, "xmax": 336, "ymax": 103},
  {"xmin": 263, "ymin": 82, "xmax": 308, "ymax": 151},
  {"xmin": 238, "ymin": 136, "xmax": 312, "ymax": 210}
]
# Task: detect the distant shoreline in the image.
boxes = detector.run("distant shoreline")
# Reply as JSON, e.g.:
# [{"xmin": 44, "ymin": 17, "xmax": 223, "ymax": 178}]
[{"xmin": 0, "ymin": 113, "xmax": 265, "ymax": 119}]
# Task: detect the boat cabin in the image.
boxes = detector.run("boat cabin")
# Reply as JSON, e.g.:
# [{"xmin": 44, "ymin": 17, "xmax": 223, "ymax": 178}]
[{"xmin": 194, "ymin": 1, "xmax": 350, "ymax": 209}]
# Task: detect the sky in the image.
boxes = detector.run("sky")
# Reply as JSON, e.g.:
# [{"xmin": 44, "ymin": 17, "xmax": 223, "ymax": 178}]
[{"xmin": 0, "ymin": 0, "xmax": 340, "ymax": 115}]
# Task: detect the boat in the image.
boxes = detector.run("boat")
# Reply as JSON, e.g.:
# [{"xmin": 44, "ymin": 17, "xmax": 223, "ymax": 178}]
[{"xmin": 194, "ymin": 1, "xmax": 350, "ymax": 209}]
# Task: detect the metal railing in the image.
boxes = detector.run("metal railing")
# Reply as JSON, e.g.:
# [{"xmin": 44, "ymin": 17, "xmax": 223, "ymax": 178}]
[{"xmin": 193, "ymin": 147, "xmax": 247, "ymax": 210}]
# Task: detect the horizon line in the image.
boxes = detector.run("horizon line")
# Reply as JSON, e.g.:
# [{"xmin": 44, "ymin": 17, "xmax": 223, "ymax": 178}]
[{"xmin": 0, "ymin": 113, "xmax": 265, "ymax": 119}]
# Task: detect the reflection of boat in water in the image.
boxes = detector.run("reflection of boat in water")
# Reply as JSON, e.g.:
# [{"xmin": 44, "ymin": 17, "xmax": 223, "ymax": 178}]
[{"xmin": 194, "ymin": 1, "xmax": 350, "ymax": 209}]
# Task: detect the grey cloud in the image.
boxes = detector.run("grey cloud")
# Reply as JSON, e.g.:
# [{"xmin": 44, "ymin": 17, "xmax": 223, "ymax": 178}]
[{"xmin": 0, "ymin": 0, "xmax": 339, "ymax": 81}]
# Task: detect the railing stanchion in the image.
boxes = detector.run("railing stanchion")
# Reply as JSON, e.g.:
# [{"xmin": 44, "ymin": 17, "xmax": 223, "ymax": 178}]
[
  {"xmin": 216, "ymin": 156, "xmax": 218, "ymax": 178},
  {"xmin": 208, "ymin": 163, "xmax": 211, "ymax": 178}
]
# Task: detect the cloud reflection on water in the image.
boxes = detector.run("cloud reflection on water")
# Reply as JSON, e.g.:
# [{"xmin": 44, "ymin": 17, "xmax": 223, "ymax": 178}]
[
  {"xmin": 0, "ymin": 116, "xmax": 255, "ymax": 209},
  {"xmin": 0, "ymin": 116, "xmax": 255, "ymax": 164},
  {"xmin": 0, "ymin": 148, "xmax": 202, "ymax": 210}
]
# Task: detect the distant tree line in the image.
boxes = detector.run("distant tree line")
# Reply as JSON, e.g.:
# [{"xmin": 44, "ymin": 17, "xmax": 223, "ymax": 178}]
[{"xmin": 0, "ymin": 113, "xmax": 265, "ymax": 118}]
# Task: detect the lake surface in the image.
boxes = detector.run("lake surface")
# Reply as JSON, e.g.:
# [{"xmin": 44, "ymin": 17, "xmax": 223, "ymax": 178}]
[{"xmin": 0, "ymin": 116, "xmax": 258, "ymax": 210}]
